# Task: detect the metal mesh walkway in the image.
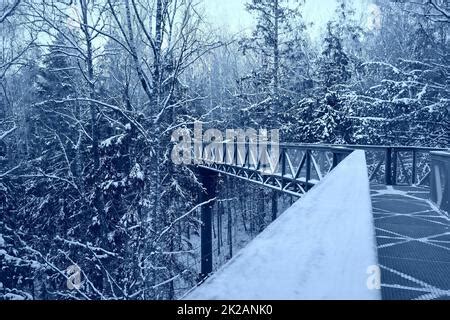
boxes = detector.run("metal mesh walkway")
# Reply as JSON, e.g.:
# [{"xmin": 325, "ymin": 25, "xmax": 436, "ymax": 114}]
[{"xmin": 371, "ymin": 184, "xmax": 450, "ymax": 300}]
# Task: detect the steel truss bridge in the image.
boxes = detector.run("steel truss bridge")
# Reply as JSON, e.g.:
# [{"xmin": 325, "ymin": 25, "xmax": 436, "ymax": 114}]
[
  {"xmin": 193, "ymin": 142, "xmax": 445, "ymax": 197},
  {"xmin": 188, "ymin": 141, "xmax": 447, "ymax": 280}
]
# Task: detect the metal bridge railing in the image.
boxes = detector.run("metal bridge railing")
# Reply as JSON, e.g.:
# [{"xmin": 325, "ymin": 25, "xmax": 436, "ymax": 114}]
[
  {"xmin": 193, "ymin": 142, "xmax": 353, "ymax": 197},
  {"xmin": 337, "ymin": 145, "xmax": 447, "ymax": 186},
  {"xmin": 430, "ymin": 151, "xmax": 450, "ymax": 214},
  {"xmin": 191, "ymin": 142, "xmax": 447, "ymax": 197}
]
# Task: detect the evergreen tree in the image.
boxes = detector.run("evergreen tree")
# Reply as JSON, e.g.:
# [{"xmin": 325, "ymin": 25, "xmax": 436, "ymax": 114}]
[
  {"xmin": 240, "ymin": 0, "xmax": 306, "ymax": 129},
  {"xmin": 289, "ymin": 1, "xmax": 361, "ymax": 143}
]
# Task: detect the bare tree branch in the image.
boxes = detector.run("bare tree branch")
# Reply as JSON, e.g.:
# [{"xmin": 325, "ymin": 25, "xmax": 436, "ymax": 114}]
[{"xmin": 0, "ymin": 0, "xmax": 20, "ymax": 23}]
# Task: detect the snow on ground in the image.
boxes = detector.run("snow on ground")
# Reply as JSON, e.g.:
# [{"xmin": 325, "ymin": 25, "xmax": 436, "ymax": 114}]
[{"xmin": 184, "ymin": 150, "xmax": 381, "ymax": 300}]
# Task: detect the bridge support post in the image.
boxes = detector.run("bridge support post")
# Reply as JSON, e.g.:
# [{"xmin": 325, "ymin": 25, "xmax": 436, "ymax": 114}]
[{"xmin": 198, "ymin": 168, "xmax": 218, "ymax": 280}]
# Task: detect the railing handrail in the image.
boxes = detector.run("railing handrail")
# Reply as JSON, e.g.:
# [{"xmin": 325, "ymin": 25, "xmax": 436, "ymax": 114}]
[
  {"xmin": 196, "ymin": 141, "xmax": 447, "ymax": 152},
  {"xmin": 430, "ymin": 151, "xmax": 450, "ymax": 157},
  {"xmin": 318, "ymin": 144, "xmax": 447, "ymax": 152},
  {"xmin": 193, "ymin": 141, "xmax": 446, "ymax": 188}
]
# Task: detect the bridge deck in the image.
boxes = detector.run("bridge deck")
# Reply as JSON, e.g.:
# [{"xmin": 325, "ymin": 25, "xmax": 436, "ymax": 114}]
[{"xmin": 371, "ymin": 184, "xmax": 450, "ymax": 300}]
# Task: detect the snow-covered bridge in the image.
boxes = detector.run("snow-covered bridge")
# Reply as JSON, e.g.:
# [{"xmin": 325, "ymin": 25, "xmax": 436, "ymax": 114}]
[{"xmin": 185, "ymin": 142, "xmax": 449, "ymax": 300}]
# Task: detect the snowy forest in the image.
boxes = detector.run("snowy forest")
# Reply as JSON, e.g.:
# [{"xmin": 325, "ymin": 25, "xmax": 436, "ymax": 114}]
[{"xmin": 0, "ymin": 0, "xmax": 448, "ymax": 300}]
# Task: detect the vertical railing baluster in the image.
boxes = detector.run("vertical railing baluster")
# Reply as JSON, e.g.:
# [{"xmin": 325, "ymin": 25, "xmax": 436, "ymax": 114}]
[
  {"xmin": 201, "ymin": 142, "xmax": 205, "ymax": 165},
  {"xmin": 392, "ymin": 149, "xmax": 398, "ymax": 186},
  {"xmin": 385, "ymin": 147, "xmax": 392, "ymax": 185},
  {"xmin": 233, "ymin": 141, "xmax": 239, "ymax": 167},
  {"xmin": 306, "ymin": 149, "xmax": 311, "ymax": 191},
  {"xmin": 246, "ymin": 142, "xmax": 250, "ymax": 169},
  {"xmin": 281, "ymin": 148, "xmax": 286, "ymax": 191},
  {"xmin": 222, "ymin": 141, "xmax": 226, "ymax": 164},
  {"xmin": 332, "ymin": 152, "xmax": 339, "ymax": 169}
]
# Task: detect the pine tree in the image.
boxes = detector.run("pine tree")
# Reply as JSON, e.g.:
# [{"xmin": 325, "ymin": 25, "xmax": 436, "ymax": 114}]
[{"xmin": 240, "ymin": 0, "xmax": 306, "ymax": 129}]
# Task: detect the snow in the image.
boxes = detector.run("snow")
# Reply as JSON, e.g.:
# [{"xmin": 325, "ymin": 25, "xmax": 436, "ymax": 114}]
[
  {"xmin": 100, "ymin": 134, "xmax": 125, "ymax": 148},
  {"xmin": 0, "ymin": 125, "xmax": 17, "ymax": 141},
  {"xmin": 3, "ymin": 293, "xmax": 26, "ymax": 300},
  {"xmin": 0, "ymin": 249, "xmax": 29, "ymax": 266},
  {"xmin": 430, "ymin": 151, "xmax": 450, "ymax": 157},
  {"xmin": 129, "ymin": 163, "xmax": 145, "ymax": 180},
  {"xmin": 184, "ymin": 150, "xmax": 380, "ymax": 300},
  {"xmin": 0, "ymin": 234, "xmax": 5, "ymax": 247}
]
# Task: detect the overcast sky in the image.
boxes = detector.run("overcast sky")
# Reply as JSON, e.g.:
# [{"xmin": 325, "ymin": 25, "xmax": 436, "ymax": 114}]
[{"xmin": 202, "ymin": 0, "xmax": 372, "ymax": 39}]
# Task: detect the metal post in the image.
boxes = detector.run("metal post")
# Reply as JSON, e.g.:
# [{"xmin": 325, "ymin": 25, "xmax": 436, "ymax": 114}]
[
  {"xmin": 385, "ymin": 148, "xmax": 392, "ymax": 185},
  {"xmin": 234, "ymin": 141, "xmax": 238, "ymax": 166},
  {"xmin": 332, "ymin": 153, "xmax": 339, "ymax": 169},
  {"xmin": 305, "ymin": 149, "xmax": 311, "ymax": 191},
  {"xmin": 430, "ymin": 151, "xmax": 450, "ymax": 214},
  {"xmin": 222, "ymin": 142, "xmax": 226, "ymax": 164},
  {"xmin": 245, "ymin": 143, "xmax": 249, "ymax": 169},
  {"xmin": 198, "ymin": 168, "xmax": 217, "ymax": 280},
  {"xmin": 412, "ymin": 150, "xmax": 417, "ymax": 185},
  {"xmin": 271, "ymin": 191, "xmax": 278, "ymax": 221},
  {"xmin": 281, "ymin": 148, "xmax": 286, "ymax": 190},
  {"xmin": 392, "ymin": 149, "xmax": 398, "ymax": 186},
  {"xmin": 331, "ymin": 147, "xmax": 352, "ymax": 169}
]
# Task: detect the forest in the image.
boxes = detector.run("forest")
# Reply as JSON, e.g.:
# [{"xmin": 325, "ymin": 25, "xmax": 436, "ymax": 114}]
[{"xmin": 0, "ymin": 0, "xmax": 448, "ymax": 300}]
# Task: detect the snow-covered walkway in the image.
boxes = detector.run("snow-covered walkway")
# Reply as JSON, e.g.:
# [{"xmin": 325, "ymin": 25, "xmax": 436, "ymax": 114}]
[{"xmin": 185, "ymin": 151, "xmax": 380, "ymax": 300}]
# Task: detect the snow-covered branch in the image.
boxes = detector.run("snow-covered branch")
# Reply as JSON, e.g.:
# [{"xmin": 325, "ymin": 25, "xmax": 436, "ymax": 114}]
[
  {"xmin": 0, "ymin": 0, "xmax": 20, "ymax": 23},
  {"xmin": 154, "ymin": 197, "xmax": 217, "ymax": 244},
  {"xmin": 0, "ymin": 125, "xmax": 17, "ymax": 141}
]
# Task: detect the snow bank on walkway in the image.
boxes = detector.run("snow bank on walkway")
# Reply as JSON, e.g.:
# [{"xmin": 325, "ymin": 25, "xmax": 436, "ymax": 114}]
[{"xmin": 185, "ymin": 150, "xmax": 380, "ymax": 300}]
